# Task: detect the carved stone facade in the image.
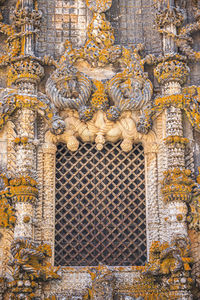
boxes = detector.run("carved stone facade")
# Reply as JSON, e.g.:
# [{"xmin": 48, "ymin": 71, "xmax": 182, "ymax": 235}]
[{"xmin": 0, "ymin": 0, "xmax": 200, "ymax": 299}]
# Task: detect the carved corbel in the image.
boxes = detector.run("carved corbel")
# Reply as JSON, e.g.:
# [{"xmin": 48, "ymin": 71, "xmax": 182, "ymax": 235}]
[{"xmin": 87, "ymin": 110, "xmax": 113, "ymax": 150}]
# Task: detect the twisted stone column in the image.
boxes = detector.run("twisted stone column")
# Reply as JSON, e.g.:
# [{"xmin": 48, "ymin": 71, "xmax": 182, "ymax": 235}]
[
  {"xmin": 154, "ymin": 3, "xmax": 190, "ymax": 243},
  {"xmin": 154, "ymin": 3, "xmax": 193, "ymax": 298}
]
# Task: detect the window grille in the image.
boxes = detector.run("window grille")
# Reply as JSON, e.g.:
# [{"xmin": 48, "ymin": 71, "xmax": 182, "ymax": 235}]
[{"xmin": 55, "ymin": 142, "xmax": 146, "ymax": 266}]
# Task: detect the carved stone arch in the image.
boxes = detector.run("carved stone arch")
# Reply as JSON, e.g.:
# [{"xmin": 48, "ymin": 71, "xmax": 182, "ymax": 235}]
[
  {"xmin": 42, "ymin": 110, "xmax": 159, "ymax": 246},
  {"xmin": 39, "ymin": 110, "xmax": 162, "ymax": 297}
]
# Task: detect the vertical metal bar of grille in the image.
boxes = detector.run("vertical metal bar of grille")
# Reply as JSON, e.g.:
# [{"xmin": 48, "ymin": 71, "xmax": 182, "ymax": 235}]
[{"xmin": 55, "ymin": 141, "xmax": 146, "ymax": 266}]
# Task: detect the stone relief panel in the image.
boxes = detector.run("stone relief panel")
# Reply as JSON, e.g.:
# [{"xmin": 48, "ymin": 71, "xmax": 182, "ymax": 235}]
[
  {"xmin": 37, "ymin": 0, "xmax": 90, "ymax": 58},
  {"xmin": 37, "ymin": 0, "xmax": 162, "ymax": 59},
  {"xmin": 107, "ymin": 0, "xmax": 162, "ymax": 55}
]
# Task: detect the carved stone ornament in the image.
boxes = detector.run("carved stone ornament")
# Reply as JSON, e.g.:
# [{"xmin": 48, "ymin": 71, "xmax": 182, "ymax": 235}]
[
  {"xmin": 137, "ymin": 86, "xmax": 200, "ymax": 135},
  {"xmin": 161, "ymin": 168, "xmax": 195, "ymax": 203},
  {"xmin": 154, "ymin": 0, "xmax": 200, "ymax": 61},
  {"xmin": 45, "ymin": 0, "xmax": 153, "ymax": 126},
  {"xmin": 45, "ymin": 109, "xmax": 157, "ymax": 153},
  {"xmin": 0, "ymin": 89, "xmax": 65, "ymax": 135},
  {"xmin": 145, "ymin": 235, "xmax": 193, "ymax": 288},
  {"xmin": 0, "ymin": 181, "xmax": 16, "ymax": 229},
  {"xmin": 6, "ymin": 238, "xmax": 60, "ymax": 299}
]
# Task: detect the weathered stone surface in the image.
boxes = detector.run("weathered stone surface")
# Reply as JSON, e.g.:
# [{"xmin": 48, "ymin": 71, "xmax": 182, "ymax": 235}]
[{"xmin": 0, "ymin": 0, "xmax": 200, "ymax": 299}]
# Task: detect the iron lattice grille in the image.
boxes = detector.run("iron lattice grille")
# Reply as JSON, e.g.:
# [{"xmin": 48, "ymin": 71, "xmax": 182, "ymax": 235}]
[{"xmin": 55, "ymin": 142, "xmax": 146, "ymax": 266}]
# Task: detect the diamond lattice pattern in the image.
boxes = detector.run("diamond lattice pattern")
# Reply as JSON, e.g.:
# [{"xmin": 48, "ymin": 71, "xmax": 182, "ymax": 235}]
[{"xmin": 55, "ymin": 142, "xmax": 146, "ymax": 266}]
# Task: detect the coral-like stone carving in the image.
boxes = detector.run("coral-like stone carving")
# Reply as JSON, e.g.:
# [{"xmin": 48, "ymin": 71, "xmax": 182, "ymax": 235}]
[
  {"xmin": 13, "ymin": 0, "xmax": 42, "ymax": 29},
  {"xmin": 7, "ymin": 238, "xmax": 60, "ymax": 299},
  {"xmin": 86, "ymin": 0, "xmax": 112, "ymax": 13},
  {"xmin": 90, "ymin": 80, "xmax": 109, "ymax": 112},
  {"xmin": 46, "ymin": 58, "xmax": 92, "ymax": 119},
  {"xmin": 154, "ymin": 0, "xmax": 200, "ymax": 61},
  {"xmin": 145, "ymin": 236, "xmax": 193, "ymax": 287},
  {"xmin": 0, "ymin": 9, "xmax": 21, "ymax": 66},
  {"xmin": 107, "ymin": 69, "xmax": 153, "ymax": 121},
  {"xmin": 8, "ymin": 58, "xmax": 44, "ymax": 87},
  {"xmin": 0, "ymin": 90, "xmax": 65, "ymax": 135},
  {"xmin": 187, "ymin": 167, "xmax": 200, "ymax": 231},
  {"xmin": 84, "ymin": 0, "xmax": 115, "ymax": 67},
  {"xmin": 154, "ymin": 4, "xmax": 184, "ymax": 30},
  {"xmin": 138, "ymin": 86, "xmax": 200, "ymax": 134},
  {"xmin": 188, "ymin": 189, "xmax": 200, "ymax": 232},
  {"xmin": 0, "ymin": 0, "xmax": 41, "ymax": 66},
  {"xmin": 0, "ymin": 0, "xmax": 65, "ymax": 136},
  {"xmin": 165, "ymin": 136, "xmax": 189, "ymax": 146}
]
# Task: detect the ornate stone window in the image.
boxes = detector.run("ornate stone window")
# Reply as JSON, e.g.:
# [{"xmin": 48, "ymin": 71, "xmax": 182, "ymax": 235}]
[
  {"xmin": 1, "ymin": 0, "xmax": 199, "ymax": 298},
  {"xmin": 55, "ymin": 141, "xmax": 146, "ymax": 266}
]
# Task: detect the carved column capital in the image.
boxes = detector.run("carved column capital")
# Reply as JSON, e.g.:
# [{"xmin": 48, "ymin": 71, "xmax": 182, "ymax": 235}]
[{"xmin": 154, "ymin": 59, "xmax": 189, "ymax": 95}]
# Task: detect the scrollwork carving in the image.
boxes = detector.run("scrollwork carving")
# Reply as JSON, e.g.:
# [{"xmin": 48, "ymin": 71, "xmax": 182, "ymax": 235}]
[
  {"xmin": 46, "ymin": 62, "xmax": 92, "ymax": 119},
  {"xmin": 107, "ymin": 70, "xmax": 153, "ymax": 121},
  {"xmin": 44, "ymin": 0, "xmax": 153, "ymax": 128}
]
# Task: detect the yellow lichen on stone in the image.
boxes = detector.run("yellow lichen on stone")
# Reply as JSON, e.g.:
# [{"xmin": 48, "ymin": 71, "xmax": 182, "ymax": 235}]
[{"xmin": 161, "ymin": 168, "xmax": 195, "ymax": 203}]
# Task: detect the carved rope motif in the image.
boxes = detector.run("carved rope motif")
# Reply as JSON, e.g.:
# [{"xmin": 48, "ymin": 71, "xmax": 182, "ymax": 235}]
[{"xmin": 45, "ymin": 0, "xmax": 153, "ymax": 123}]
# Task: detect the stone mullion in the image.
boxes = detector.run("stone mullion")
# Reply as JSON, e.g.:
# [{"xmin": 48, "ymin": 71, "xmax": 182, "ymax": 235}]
[
  {"xmin": 42, "ymin": 142, "xmax": 57, "ymax": 261},
  {"xmin": 145, "ymin": 150, "xmax": 160, "ymax": 256}
]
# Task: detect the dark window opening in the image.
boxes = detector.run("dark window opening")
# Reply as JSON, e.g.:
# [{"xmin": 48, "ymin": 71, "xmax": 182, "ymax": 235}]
[{"xmin": 55, "ymin": 141, "xmax": 146, "ymax": 266}]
